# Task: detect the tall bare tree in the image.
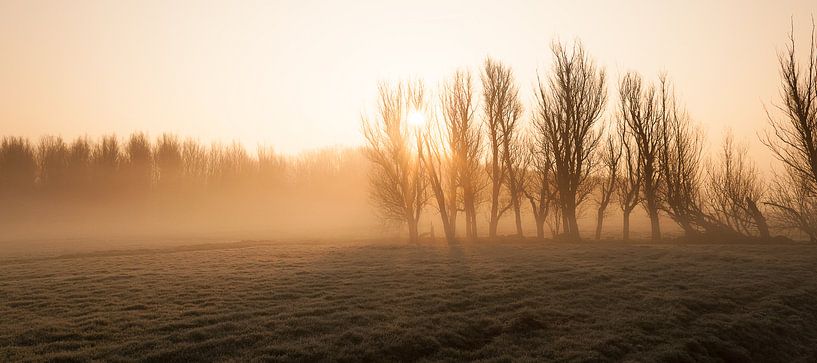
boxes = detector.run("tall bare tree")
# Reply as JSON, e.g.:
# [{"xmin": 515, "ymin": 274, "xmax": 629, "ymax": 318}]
[
  {"xmin": 658, "ymin": 81, "xmax": 719, "ymax": 237},
  {"xmin": 524, "ymin": 134, "xmax": 556, "ymax": 239},
  {"xmin": 420, "ymin": 123, "xmax": 456, "ymax": 243},
  {"xmin": 482, "ymin": 57, "xmax": 523, "ymax": 238},
  {"xmin": 617, "ymin": 73, "xmax": 663, "ymax": 241},
  {"xmin": 440, "ymin": 70, "xmax": 482, "ymax": 240},
  {"xmin": 594, "ymin": 132, "xmax": 621, "ymax": 240},
  {"xmin": 616, "ymin": 120, "xmax": 641, "ymax": 241},
  {"xmin": 762, "ymin": 21, "xmax": 817, "ymax": 242},
  {"xmin": 533, "ymin": 41, "xmax": 607, "ymax": 240},
  {"xmin": 362, "ymin": 81, "xmax": 428, "ymax": 243},
  {"xmin": 504, "ymin": 126, "xmax": 527, "ymax": 237}
]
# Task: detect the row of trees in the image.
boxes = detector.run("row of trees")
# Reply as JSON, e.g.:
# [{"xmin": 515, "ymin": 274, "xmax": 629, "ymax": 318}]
[
  {"xmin": 363, "ymin": 28, "xmax": 817, "ymax": 243},
  {"xmin": 0, "ymin": 133, "xmax": 364, "ymax": 201},
  {"xmin": 0, "ymin": 133, "xmax": 375, "ymax": 240}
]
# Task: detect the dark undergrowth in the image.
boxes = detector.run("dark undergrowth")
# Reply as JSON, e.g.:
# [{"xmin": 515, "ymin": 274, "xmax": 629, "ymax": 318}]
[{"xmin": 2, "ymin": 239, "xmax": 817, "ymax": 362}]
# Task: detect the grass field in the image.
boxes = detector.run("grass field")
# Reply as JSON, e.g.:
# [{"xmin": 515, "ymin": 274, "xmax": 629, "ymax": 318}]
[{"xmin": 2, "ymin": 238, "xmax": 817, "ymax": 362}]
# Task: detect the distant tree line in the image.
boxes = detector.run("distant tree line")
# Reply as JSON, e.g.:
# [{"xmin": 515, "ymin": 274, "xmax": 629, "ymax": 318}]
[
  {"xmin": 363, "ymin": 26, "xmax": 817, "ymax": 244},
  {"xmin": 0, "ymin": 133, "xmax": 368, "ymax": 237}
]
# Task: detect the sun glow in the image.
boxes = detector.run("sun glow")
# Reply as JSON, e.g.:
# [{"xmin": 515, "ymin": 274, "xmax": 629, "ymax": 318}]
[{"xmin": 407, "ymin": 109, "xmax": 426, "ymax": 127}]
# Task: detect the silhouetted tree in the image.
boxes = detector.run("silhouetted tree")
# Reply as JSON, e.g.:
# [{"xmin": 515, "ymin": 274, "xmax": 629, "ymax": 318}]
[
  {"xmin": 92, "ymin": 135, "xmax": 121, "ymax": 194},
  {"xmin": 181, "ymin": 138, "xmax": 209, "ymax": 190},
  {"xmin": 482, "ymin": 58, "xmax": 523, "ymax": 238},
  {"xmin": 504, "ymin": 125, "xmax": 527, "ymax": 237},
  {"xmin": 155, "ymin": 134, "xmax": 183, "ymax": 190},
  {"xmin": 617, "ymin": 73, "xmax": 663, "ymax": 241},
  {"xmin": 524, "ymin": 134, "xmax": 556, "ymax": 239},
  {"xmin": 706, "ymin": 133, "xmax": 769, "ymax": 239},
  {"xmin": 67, "ymin": 137, "xmax": 93, "ymax": 196},
  {"xmin": 258, "ymin": 146, "xmax": 288, "ymax": 191},
  {"xmin": 767, "ymin": 170, "xmax": 817, "ymax": 241},
  {"xmin": 533, "ymin": 41, "xmax": 607, "ymax": 240},
  {"xmin": 658, "ymin": 82, "xmax": 728, "ymax": 237},
  {"xmin": 362, "ymin": 81, "xmax": 428, "ymax": 243},
  {"xmin": 762, "ymin": 22, "xmax": 817, "ymax": 242},
  {"xmin": 616, "ymin": 120, "xmax": 642, "ymax": 241},
  {"xmin": 421, "ymin": 123, "xmax": 457, "ymax": 243},
  {"xmin": 0, "ymin": 137, "xmax": 37, "ymax": 198},
  {"xmin": 211, "ymin": 142, "xmax": 255, "ymax": 190},
  {"xmin": 440, "ymin": 70, "xmax": 482, "ymax": 240},
  {"xmin": 594, "ymin": 132, "xmax": 621, "ymax": 240},
  {"xmin": 125, "ymin": 133, "xmax": 153, "ymax": 192},
  {"xmin": 37, "ymin": 136, "xmax": 69, "ymax": 193}
]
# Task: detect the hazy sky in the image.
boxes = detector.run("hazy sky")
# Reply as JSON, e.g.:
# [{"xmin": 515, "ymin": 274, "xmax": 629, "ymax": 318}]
[{"xmin": 1, "ymin": 1, "xmax": 816, "ymax": 165}]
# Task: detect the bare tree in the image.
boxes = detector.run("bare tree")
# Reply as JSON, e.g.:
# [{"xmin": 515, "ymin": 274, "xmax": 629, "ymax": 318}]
[
  {"xmin": 0, "ymin": 137, "xmax": 37, "ymax": 197},
  {"xmin": 504, "ymin": 125, "xmax": 527, "ymax": 237},
  {"xmin": 439, "ymin": 70, "xmax": 482, "ymax": 240},
  {"xmin": 182, "ymin": 138, "xmax": 210, "ymax": 190},
  {"xmin": 524, "ymin": 133, "xmax": 556, "ymax": 239},
  {"xmin": 125, "ymin": 133, "xmax": 153, "ymax": 192},
  {"xmin": 155, "ymin": 134, "xmax": 183, "ymax": 189},
  {"xmin": 594, "ymin": 132, "xmax": 621, "ymax": 240},
  {"xmin": 420, "ymin": 123, "xmax": 456, "ymax": 243},
  {"xmin": 482, "ymin": 57, "xmax": 523, "ymax": 238},
  {"xmin": 616, "ymin": 120, "xmax": 641, "ymax": 241},
  {"xmin": 658, "ymin": 81, "xmax": 725, "ymax": 237},
  {"xmin": 762, "ymin": 21, "xmax": 817, "ymax": 242},
  {"xmin": 67, "ymin": 137, "xmax": 93, "ymax": 195},
  {"xmin": 533, "ymin": 40, "xmax": 607, "ymax": 240},
  {"xmin": 362, "ymin": 81, "xmax": 428, "ymax": 243},
  {"xmin": 257, "ymin": 146, "xmax": 288, "ymax": 191},
  {"xmin": 38, "ymin": 136, "xmax": 69, "ymax": 193},
  {"xmin": 92, "ymin": 135, "xmax": 121, "ymax": 194},
  {"xmin": 767, "ymin": 169, "xmax": 817, "ymax": 241},
  {"xmin": 706, "ymin": 133, "xmax": 769, "ymax": 239},
  {"xmin": 617, "ymin": 73, "xmax": 663, "ymax": 241}
]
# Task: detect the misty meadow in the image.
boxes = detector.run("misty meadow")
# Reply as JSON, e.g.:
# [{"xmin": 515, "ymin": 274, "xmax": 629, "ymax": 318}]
[{"xmin": 3, "ymin": 1, "xmax": 817, "ymax": 362}]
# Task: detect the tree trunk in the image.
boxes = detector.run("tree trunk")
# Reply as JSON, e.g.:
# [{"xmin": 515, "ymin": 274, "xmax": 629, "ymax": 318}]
[
  {"xmin": 465, "ymin": 213, "xmax": 472, "ymax": 239},
  {"xmin": 676, "ymin": 216, "xmax": 696, "ymax": 238},
  {"xmin": 441, "ymin": 215, "xmax": 456, "ymax": 244},
  {"xmin": 407, "ymin": 218, "xmax": 419, "ymax": 244},
  {"xmin": 513, "ymin": 197, "xmax": 523, "ymax": 237},
  {"xmin": 594, "ymin": 207, "xmax": 605, "ymax": 240},
  {"xmin": 464, "ymin": 188, "xmax": 477, "ymax": 240},
  {"xmin": 646, "ymin": 200, "xmax": 661, "ymax": 241},
  {"xmin": 447, "ymin": 184, "xmax": 458, "ymax": 239},
  {"xmin": 489, "ymin": 182, "xmax": 500, "ymax": 238},
  {"xmin": 623, "ymin": 210, "xmax": 631, "ymax": 241},
  {"xmin": 746, "ymin": 199, "xmax": 770, "ymax": 240},
  {"xmin": 468, "ymin": 207, "xmax": 477, "ymax": 239},
  {"xmin": 564, "ymin": 199, "xmax": 580, "ymax": 240},
  {"xmin": 561, "ymin": 210, "xmax": 570, "ymax": 238},
  {"xmin": 535, "ymin": 215, "xmax": 546, "ymax": 240},
  {"xmin": 433, "ymin": 192, "xmax": 455, "ymax": 244}
]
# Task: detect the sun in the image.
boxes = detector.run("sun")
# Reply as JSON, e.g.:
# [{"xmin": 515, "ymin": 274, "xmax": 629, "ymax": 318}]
[{"xmin": 406, "ymin": 109, "xmax": 426, "ymax": 127}]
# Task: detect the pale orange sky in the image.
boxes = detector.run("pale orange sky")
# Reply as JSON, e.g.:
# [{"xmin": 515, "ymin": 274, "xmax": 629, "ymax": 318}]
[{"xmin": 1, "ymin": 1, "xmax": 815, "ymax": 166}]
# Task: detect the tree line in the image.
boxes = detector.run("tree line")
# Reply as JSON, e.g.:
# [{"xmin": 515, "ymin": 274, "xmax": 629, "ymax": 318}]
[
  {"xmin": 362, "ymin": 28, "xmax": 817, "ymax": 244},
  {"xmin": 0, "ymin": 134, "xmax": 372, "ymax": 197}
]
